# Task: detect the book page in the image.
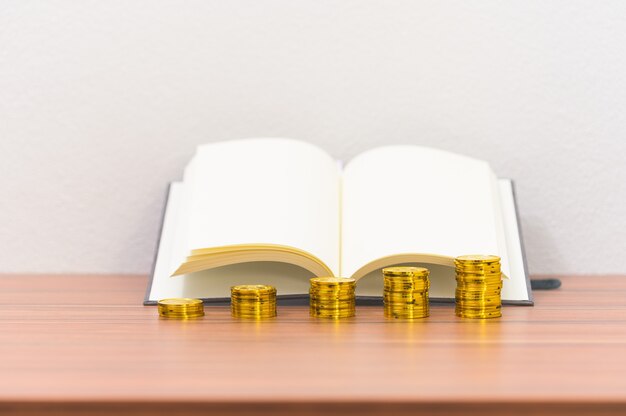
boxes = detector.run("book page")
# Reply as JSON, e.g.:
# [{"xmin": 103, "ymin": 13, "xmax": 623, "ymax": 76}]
[
  {"xmin": 150, "ymin": 182, "xmax": 187, "ymax": 301},
  {"xmin": 498, "ymin": 179, "xmax": 531, "ymax": 302},
  {"xmin": 174, "ymin": 138, "xmax": 341, "ymax": 276},
  {"xmin": 341, "ymin": 145, "xmax": 509, "ymax": 279},
  {"xmin": 148, "ymin": 183, "xmax": 320, "ymax": 301}
]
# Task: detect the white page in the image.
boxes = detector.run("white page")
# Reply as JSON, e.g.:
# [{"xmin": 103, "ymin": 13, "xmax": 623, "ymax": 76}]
[
  {"xmin": 149, "ymin": 183, "xmax": 318, "ymax": 301},
  {"xmin": 150, "ymin": 182, "xmax": 187, "ymax": 301},
  {"xmin": 169, "ymin": 156, "xmax": 196, "ymax": 274},
  {"xmin": 342, "ymin": 145, "xmax": 508, "ymax": 278},
  {"xmin": 499, "ymin": 179, "xmax": 531, "ymax": 301},
  {"xmin": 177, "ymin": 138, "xmax": 340, "ymax": 275}
]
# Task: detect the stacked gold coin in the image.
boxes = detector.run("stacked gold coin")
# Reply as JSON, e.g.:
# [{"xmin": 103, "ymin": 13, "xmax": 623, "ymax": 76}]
[
  {"xmin": 231, "ymin": 285, "xmax": 277, "ymax": 319},
  {"xmin": 309, "ymin": 277, "xmax": 356, "ymax": 319},
  {"xmin": 455, "ymin": 255, "xmax": 503, "ymax": 319},
  {"xmin": 157, "ymin": 298, "xmax": 204, "ymax": 319},
  {"xmin": 382, "ymin": 267, "xmax": 430, "ymax": 319}
]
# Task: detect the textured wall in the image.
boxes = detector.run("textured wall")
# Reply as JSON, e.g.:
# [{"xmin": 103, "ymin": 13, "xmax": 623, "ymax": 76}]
[{"xmin": 1, "ymin": 1, "xmax": 625, "ymax": 275}]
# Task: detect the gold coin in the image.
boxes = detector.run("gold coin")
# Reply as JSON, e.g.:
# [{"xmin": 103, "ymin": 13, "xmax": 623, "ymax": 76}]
[
  {"xmin": 310, "ymin": 302, "xmax": 355, "ymax": 307},
  {"xmin": 157, "ymin": 309, "xmax": 204, "ymax": 314},
  {"xmin": 310, "ymin": 294, "xmax": 353, "ymax": 298},
  {"xmin": 384, "ymin": 282, "xmax": 430, "ymax": 291},
  {"xmin": 157, "ymin": 305, "xmax": 204, "ymax": 319},
  {"xmin": 455, "ymin": 308, "xmax": 502, "ymax": 319},
  {"xmin": 456, "ymin": 286, "xmax": 502, "ymax": 293},
  {"xmin": 231, "ymin": 299, "xmax": 277, "ymax": 304},
  {"xmin": 158, "ymin": 313, "xmax": 204, "ymax": 319},
  {"xmin": 310, "ymin": 303, "xmax": 355, "ymax": 309},
  {"xmin": 456, "ymin": 282, "xmax": 502, "ymax": 288},
  {"xmin": 385, "ymin": 309, "xmax": 429, "ymax": 318},
  {"xmin": 310, "ymin": 311, "xmax": 355, "ymax": 318},
  {"xmin": 456, "ymin": 286, "xmax": 501, "ymax": 294},
  {"xmin": 230, "ymin": 285, "xmax": 277, "ymax": 319},
  {"xmin": 385, "ymin": 312, "xmax": 429, "ymax": 318},
  {"xmin": 456, "ymin": 305, "xmax": 502, "ymax": 312},
  {"xmin": 309, "ymin": 296, "xmax": 355, "ymax": 302},
  {"xmin": 310, "ymin": 308, "xmax": 356, "ymax": 314},
  {"xmin": 309, "ymin": 277, "xmax": 356, "ymax": 318},
  {"xmin": 456, "ymin": 297, "xmax": 501, "ymax": 304},
  {"xmin": 456, "ymin": 288, "xmax": 502, "ymax": 295},
  {"xmin": 310, "ymin": 300, "xmax": 355, "ymax": 305},
  {"xmin": 456, "ymin": 274, "xmax": 502, "ymax": 281},
  {"xmin": 384, "ymin": 291, "xmax": 429, "ymax": 296},
  {"xmin": 384, "ymin": 303, "xmax": 429, "ymax": 309},
  {"xmin": 456, "ymin": 312, "xmax": 502, "ymax": 319},
  {"xmin": 310, "ymin": 286, "xmax": 355, "ymax": 291},
  {"xmin": 232, "ymin": 313, "xmax": 276, "ymax": 319},
  {"xmin": 231, "ymin": 291, "xmax": 277, "ymax": 295},
  {"xmin": 455, "ymin": 254, "xmax": 501, "ymax": 264},
  {"xmin": 383, "ymin": 277, "xmax": 429, "ymax": 284},
  {"xmin": 158, "ymin": 298, "xmax": 203, "ymax": 306},
  {"xmin": 456, "ymin": 279, "xmax": 502, "ymax": 285},
  {"xmin": 382, "ymin": 266, "xmax": 429, "ymax": 277},
  {"xmin": 157, "ymin": 298, "xmax": 205, "ymax": 319},
  {"xmin": 231, "ymin": 284, "xmax": 276, "ymax": 293},
  {"xmin": 456, "ymin": 282, "xmax": 502, "ymax": 289},
  {"xmin": 232, "ymin": 308, "xmax": 276, "ymax": 312},
  {"xmin": 456, "ymin": 300, "xmax": 502, "ymax": 307},
  {"xmin": 384, "ymin": 276, "xmax": 430, "ymax": 283},
  {"xmin": 232, "ymin": 307, "xmax": 276, "ymax": 312},
  {"xmin": 231, "ymin": 302, "xmax": 276, "ymax": 307},
  {"xmin": 310, "ymin": 300, "xmax": 356, "ymax": 305},
  {"xmin": 455, "ymin": 260, "xmax": 501, "ymax": 268},
  {"xmin": 231, "ymin": 293, "xmax": 277, "ymax": 298},
  {"xmin": 455, "ymin": 267, "xmax": 501, "ymax": 274},
  {"xmin": 386, "ymin": 301, "xmax": 429, "ymax": 306},
  {"xmin": 310, "ymin": 292, "xmax": 355, "ymax": 297},
  {"xmin": 232, "ymin": 306, "xmax": 276, "ymax": 317},
  {"xmin": 310, "ymin": 277, "xmax": 355, "ymax": 285},
  {"xmin": 384, "ymin": 301, "xmax": 428, "ymax": 307},
  {"xmin": 310, "ymin": 290, "xmax": 355, "ymax": 296},
  {"xmin": 384, "ymin": 294, "xmax": 429, "ymax": 299},
  {"xmin": 158, "ymin": 307, "xmax": 204, "ymax": 313},
  {"xmin": 385, "ymin": 304, "xmax": 429, "ymax": 310},
  {"xmin": 386, "ymin": 300, "xmax": 428, "ymax": 305},
  {"xmin": 456, "ymin": 272, "xmax": 502, "ymax": 279},
  {"xmin": 382, "ymin": 266, "xmax": 431, "ymax": 320}
]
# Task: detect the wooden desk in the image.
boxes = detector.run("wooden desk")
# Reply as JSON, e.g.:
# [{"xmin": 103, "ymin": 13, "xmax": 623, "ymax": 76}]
[{"xmin": 0, "ymin": 274, "xmax": 625, "ymax": 416}]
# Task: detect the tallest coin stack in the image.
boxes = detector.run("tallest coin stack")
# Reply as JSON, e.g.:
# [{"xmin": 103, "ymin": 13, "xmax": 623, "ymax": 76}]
[{"xmin": 454, "ymin": 255, "xmax": 503, "ymax": 319}]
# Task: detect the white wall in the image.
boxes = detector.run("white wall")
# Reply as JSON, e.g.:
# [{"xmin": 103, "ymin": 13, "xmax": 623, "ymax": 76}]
[{"xmin": 1, "ymin": 0, "xmax": 625, "ymax": 275}]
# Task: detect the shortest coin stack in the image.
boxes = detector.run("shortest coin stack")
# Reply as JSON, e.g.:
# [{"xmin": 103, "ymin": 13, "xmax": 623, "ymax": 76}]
[
  {"xmin": 309, "ymin": 277, "xmax": 356, "ymax": 319},
  {"xmin": 158, "ymin": 298, "xmax": 205, "ymax": 319},
  {"xmin": 383, "ymin": 267, "xmax": 430, "ymax": 319},
  {"xmin": 455, "ymin": 255, "xmax": 503, "ymax": 319},
  {"xmin": 231, "ymin": 285, "xmax": 277, "ymax": 319}
]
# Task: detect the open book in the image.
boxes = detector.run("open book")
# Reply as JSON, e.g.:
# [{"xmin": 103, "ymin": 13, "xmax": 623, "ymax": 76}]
[{"xmin": 145, "ymin": 138, "xmax": 532, "ymax": 305}]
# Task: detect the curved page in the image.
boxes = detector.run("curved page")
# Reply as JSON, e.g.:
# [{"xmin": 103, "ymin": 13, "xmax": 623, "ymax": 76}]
[{"xmin": 174, "ymin": 138, "xmax": 340, "ymax": 276}]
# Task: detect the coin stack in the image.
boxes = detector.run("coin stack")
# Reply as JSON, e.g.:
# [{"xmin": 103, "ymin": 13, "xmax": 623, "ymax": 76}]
[
  {"xmin": 382, "ymin": 267, "xmax": 430, "ymax": 319},
  {"xmin": 231, "ymin": 285, "xmax": 277, "ymax": 319},
  {"xmin": 157, "ymin": 298, "xmax": 205, "ymax": 319},
  {"xmin": 455, "ymin": 255, "xmax": 503, "ymax": 319},
  {"xmin": 309, "ymin": 277, "xmax": 356, "ymax": 319}
]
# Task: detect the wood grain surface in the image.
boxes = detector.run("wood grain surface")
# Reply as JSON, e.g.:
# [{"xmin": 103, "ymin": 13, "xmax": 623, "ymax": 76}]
[{"xmin": 0, "ymin": 274, "xmax": 625, "ymax": 416}]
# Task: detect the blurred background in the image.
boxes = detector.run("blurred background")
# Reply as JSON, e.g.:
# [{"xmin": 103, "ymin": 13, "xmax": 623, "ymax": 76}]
[{"xmin": 1, "ymin": 0, "xmax": 625, "ymax": 275}]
